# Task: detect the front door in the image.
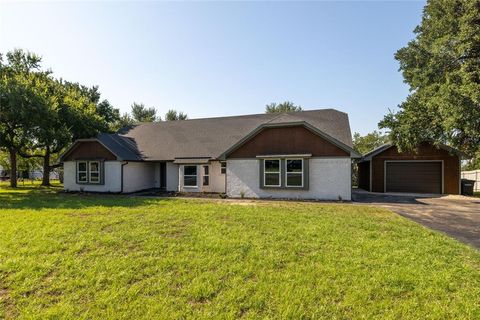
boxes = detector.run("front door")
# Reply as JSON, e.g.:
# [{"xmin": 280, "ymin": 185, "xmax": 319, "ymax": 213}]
[{"xmin": 160, "ymin": 162, "xmax": 167, "ymax": 190}]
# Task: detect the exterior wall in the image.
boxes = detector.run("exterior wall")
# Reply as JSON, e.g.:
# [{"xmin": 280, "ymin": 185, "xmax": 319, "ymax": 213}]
[
  {"xmin": 226, "ymin": 158, "xmax": 351, "ymax": 200},
  {"xmin": 206, "ymin": 161, "xmax": 226, "ymax": 193},
  {"xmin": 228, "ymin": 126, "xmax": 349, "ymax": 158},
  {"xmin": 166, "ymin": 162, "xmax": 179, "ymax": 192},
  {"xmin": 370, "ymin": 143, "xmax": 460, "ymax": 194},
  {"xmin": 122, "ymin": 162, "xmax": 156, "ymax": 193},
  {"xmin": 64, "ymin": 161, "xmax": 122, "ymax": 192},
  {"xmin": 357, "ymin": 161, "xmax": 370, "ymax": 191},
  {"xmin": 177, "ymin": 161, "xmax": 226, "ymax": 193},
  {"xmin": 63, "ymin": 141, "xmax": 117, "ymax": 161}
]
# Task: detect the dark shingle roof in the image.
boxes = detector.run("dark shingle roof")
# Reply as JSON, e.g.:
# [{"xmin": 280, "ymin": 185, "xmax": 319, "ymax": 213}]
[{"xmin": 103, "ymin": 109, "xmax": 355, "ymax": 161}]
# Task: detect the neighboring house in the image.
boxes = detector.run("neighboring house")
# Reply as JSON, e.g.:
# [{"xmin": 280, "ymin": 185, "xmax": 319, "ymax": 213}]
[
  {"xmin": 357, "ymin": 143, "xmax": 462, "ymax": 194},
  {"xmin": 60, "ymin": 109, "xmax": 361, "ymax": 200}
]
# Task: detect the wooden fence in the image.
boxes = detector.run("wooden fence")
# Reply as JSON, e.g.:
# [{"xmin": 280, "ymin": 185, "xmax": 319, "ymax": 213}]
[{"xmin": 461, "ymin": 170, "xmax": 480, "ymax": 192}]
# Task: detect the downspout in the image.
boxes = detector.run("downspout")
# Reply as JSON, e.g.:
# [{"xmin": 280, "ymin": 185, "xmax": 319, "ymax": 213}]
[{"xmin": 121, "ymin": 161, "xmax": 128, "ymax": 193}]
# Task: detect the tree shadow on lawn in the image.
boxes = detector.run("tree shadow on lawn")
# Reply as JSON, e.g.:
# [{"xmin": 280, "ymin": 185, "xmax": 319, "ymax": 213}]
[{"xmin": 0, "ymin": 187, "xmax": 166, "ymax": 210}]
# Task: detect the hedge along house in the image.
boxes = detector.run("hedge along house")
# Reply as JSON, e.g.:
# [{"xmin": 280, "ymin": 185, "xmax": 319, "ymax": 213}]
[
  {"xmin": 60, "ymin": 109, "xmax": 361, "ymax": 200},
  {"xmin": 357, "ymin": 142, "xmax": 462, "ymax": 195}
]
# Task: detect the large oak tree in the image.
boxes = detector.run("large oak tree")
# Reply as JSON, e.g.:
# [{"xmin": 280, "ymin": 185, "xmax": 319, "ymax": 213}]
[{"xmin": 380, "ymin": 0, "xmax": 480, "ymax": 161}]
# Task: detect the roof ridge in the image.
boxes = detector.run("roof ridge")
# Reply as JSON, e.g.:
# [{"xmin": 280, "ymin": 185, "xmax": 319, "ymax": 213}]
[{"xmin": 136, "ymin": 108, "xmax": 340, "ymax": 125}]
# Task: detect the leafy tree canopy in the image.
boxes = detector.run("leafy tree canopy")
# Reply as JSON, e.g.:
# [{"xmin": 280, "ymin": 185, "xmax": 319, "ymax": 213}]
[
  {"xmin": 165, "ymin": 109, "xmax": 188, "ymax": 121},
  {"xmin": 379, "ymin": 0, "xmax": 480, "ymax": 158},
  {"xmin": 265, "ymin": 101, "xmax": 303, "ymax": 113},
  {"xmin": 353, "ymin": 131, "xmax": 389, "ymax": 155},
  {"xmin": 131, "ymin": 102, "xmax": 158, "ymax": 122}
]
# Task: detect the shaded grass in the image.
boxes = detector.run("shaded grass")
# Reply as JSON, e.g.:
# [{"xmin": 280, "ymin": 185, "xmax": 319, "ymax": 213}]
[{"xmin": 1, "ymin": 185, "xmax": 479, "ymax": 319}]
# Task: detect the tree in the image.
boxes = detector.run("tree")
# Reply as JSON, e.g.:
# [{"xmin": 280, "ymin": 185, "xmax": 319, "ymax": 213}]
[
  {"xmin": 463, "ymin": 151, "xmax": 480, "ymax": 171},
  {"xmin": 352, "ymin": 130, "xmax": 389, "ymax": 155},
  {"xmin": 96, "ymin": 99, "xmax": 121, "ymax": 132},
  {"xmin": 351, "ymin": 131, "xmax": 389, "ymax": 187},
  {"xmin": 131, "ymin": 102, "xmax": 158, "ymax": 122},
  {"xmin": 379, "ymin": 0, "xmax": 480, "ymax": 158},
  {"xmin": 115, "ymin": 112, "xmax": 136, "ymax": 130},
  {"xmin": 0, "ymin": 49, "xmax": 45, "ymax": 187},
  {"xmin": 165, "ymin": 109, "xmax": 188, "ymax": 121},
  {"xmin": 265, "ymin": 101, "xmax": 303, "ymax": 113}
]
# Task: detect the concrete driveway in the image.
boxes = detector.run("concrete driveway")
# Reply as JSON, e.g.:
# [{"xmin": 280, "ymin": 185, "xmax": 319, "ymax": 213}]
[{"xmin": 353, "ymin": 190, "xmax": 480, "ymax": 248}]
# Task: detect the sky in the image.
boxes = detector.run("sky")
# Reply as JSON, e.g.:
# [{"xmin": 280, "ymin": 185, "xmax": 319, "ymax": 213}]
[{"xmin": 0, "ymin": 1, "xmax": 425, "ymax": 135}]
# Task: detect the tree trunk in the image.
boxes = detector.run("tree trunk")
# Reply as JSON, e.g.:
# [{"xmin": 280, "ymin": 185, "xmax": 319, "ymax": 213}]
[
  {"xmin": 42, "ymin": 148, "xmax": 51, "ymax": 186},
  {"xmin": 9, "ymin": 149, "xmax": 17, "ymax": 188}
]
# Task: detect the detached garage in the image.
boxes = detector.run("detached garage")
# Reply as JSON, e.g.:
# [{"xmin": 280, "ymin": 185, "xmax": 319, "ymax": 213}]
[{"xmin": 358, "ymin": 142, "xmax": 461, "ymax": 195}]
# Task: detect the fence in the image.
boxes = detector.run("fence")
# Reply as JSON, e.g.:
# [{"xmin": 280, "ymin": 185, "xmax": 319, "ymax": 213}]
[{"xmin": 461, "ymin": 170, "xmax": 480, "ymax": 192}]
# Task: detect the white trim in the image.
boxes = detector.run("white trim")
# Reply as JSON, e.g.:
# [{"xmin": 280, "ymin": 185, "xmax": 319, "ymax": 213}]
[
  {"xmin": 264, "ymin": 159, "xmax": 281, "ymax": 187},
  {"xmin": 257, "ymin": 154, "xmax": 312, "ymax": 159},
  {"xmin": 183, "ymin": 165, "xmax": 198, "ymax": 188},
  {"xmin": 384, "ymin": 160, "xmax": 444, "ymax": 194},
  {"xmin": 285, "ymin": 158, "xmax": 304, "ymax": 188}
]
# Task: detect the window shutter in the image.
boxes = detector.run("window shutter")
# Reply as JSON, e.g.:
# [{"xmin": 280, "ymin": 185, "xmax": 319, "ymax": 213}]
[
  {"xmin": 303, "ymin": 158, "xmax": 309, "ymax": 190},
  {"xmin": 259, "ymin": 159, "xmax": 264, "ymax": 188}
]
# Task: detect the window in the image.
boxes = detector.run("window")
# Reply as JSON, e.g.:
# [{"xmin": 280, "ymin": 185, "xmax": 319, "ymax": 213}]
[
  {"xmin": 264, "ymin": 159, "xmax": 281, "ymax": 187},
  {"xmin": 89, "ymin": 161, "xmax": 100, "ymax": 184},
  {"xmin": 286, "ymin": 159, "xmax": 303, "ymax": 187},
  {"xmin": 203, "ymin": 165, "xmax": 209, "ymax": 186},
  {"xmin": 221, "ymin": 161, "xmax": 226, "ymax": 174},
  {"xmin": 77, "ymin": 161, "xmax": 103, "ymax": 184},
  {"xmin": 183, "ymin": 165, "xmax": 197, "ymax": 187},
  {"xmin": 77, "ymin": 161, "xmax": 88, "ymax": 183}
]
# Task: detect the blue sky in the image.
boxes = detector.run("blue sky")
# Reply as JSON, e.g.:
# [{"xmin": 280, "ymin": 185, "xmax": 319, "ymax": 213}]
[{"xmin": 0, "ymin": 1, "xmax": 424, "ymax": 135}]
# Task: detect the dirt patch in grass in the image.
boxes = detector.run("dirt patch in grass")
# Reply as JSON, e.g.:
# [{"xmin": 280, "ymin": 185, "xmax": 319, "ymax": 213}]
[{"xmin": 0, "ymin": 287, "xmax": 18, "ymax": 319}]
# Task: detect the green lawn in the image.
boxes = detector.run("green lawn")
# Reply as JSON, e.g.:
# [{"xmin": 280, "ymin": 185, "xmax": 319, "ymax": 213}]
[{"xmin": 1, "ymin": 184, "xmax": 479, "ymax": 319}]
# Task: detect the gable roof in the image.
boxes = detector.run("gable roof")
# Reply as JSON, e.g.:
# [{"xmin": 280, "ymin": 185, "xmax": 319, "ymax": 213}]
[
  {"xmin": 62, "ymin": 109, "xmax": 358, "ymax": 162},
  {"xmin": 359, "ymin": 143, "xmax": 465, "ymax": 162}
]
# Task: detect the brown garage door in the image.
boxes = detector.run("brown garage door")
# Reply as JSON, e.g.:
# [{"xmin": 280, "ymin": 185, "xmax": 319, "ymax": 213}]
[{"xmin": 386, "ymin": 161, "xmax": 442, "ymax": 194}]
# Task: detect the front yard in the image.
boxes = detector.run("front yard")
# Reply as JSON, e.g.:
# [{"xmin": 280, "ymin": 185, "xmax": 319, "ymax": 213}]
[{"xmin": 1, "ymin": 184, "xmax": 479, "ymax": 319}]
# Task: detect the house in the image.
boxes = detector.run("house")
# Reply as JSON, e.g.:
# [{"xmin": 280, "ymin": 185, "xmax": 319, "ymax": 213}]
[
  {"xmin": 357, "ymin": 142, "xmax": 461, "ymax": 194},
  {"xmin": 60, "ymin": 109, "xmax": 361, "ymax": 200}
]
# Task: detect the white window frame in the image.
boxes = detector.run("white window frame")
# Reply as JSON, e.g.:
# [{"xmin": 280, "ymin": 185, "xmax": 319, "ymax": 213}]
[
  {"xmin": 89, "ymin": 161, "xmax": 101, "ymax": 184},
  {"xmin": 77, "ymin": 161, "xmax": 88, "ymax": 183},
  {"xmin": 264, "ymin": 159, "xmax": 281, "ymax": 187},
  {"xmin": 285, "ymin": 158, "xmax": 303, "ymax": 188},
  {"xmin": 203, "ymin": 165, "xmax": 209, "ymax": 186},
  {"xmin": 183, "ymin": 165, "xmax": 198, "ymax": 188}
]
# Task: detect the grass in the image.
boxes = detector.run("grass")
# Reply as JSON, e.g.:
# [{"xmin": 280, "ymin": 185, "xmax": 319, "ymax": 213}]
[
  {"xmin": 474, "ymin": 191, "xmax": 480, "ymax": 198},
  {"xmin": 0, "ymin": 184, "xmax": 479, "ymax": 319}
]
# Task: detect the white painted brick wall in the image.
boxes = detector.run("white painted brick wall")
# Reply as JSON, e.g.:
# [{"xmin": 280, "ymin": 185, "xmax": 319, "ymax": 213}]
[
  {"xmin": 64, "ymin": 161, "xmax": 122, "ymax": 193},
  {"xmin": 226, "ymin": 158, "xmax": 351, "ymax": 200}
]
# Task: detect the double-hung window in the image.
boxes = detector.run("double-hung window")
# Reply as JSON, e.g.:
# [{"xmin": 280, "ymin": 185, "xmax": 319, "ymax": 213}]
[
  {"xmin": 77, "ymin": 160, "xmax": 102, "ymax": 184},
  {"xmin": 264, "ymin": 159, "xmax": 281, "ymax": 187},
  {"xmin": 285, "ymin": 159, "xmax": 303, "ymax": 187},
  {"xmin": 203, "ymin": 165, "xmax": 209, "ymax": 186},
  {"xmin": 183, "ymin": 165, "xmax": 197, "ymax": 187},
  {"xmin": 89, "ymin": 161, "xmax": 101, "ymax": 184},
  {"xmin": 77, "ymin": 161, "xmax": 88, "ymax": 183}
]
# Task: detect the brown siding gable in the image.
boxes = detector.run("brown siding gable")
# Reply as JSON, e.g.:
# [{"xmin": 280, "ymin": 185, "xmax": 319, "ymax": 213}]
[
  {"xmin": 227, "ymin": 125, "xmax": 351, "ymax": 158},
  {"xmin": 62, "ymin": 140, "xmax": 118, "ymax": 162}
]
